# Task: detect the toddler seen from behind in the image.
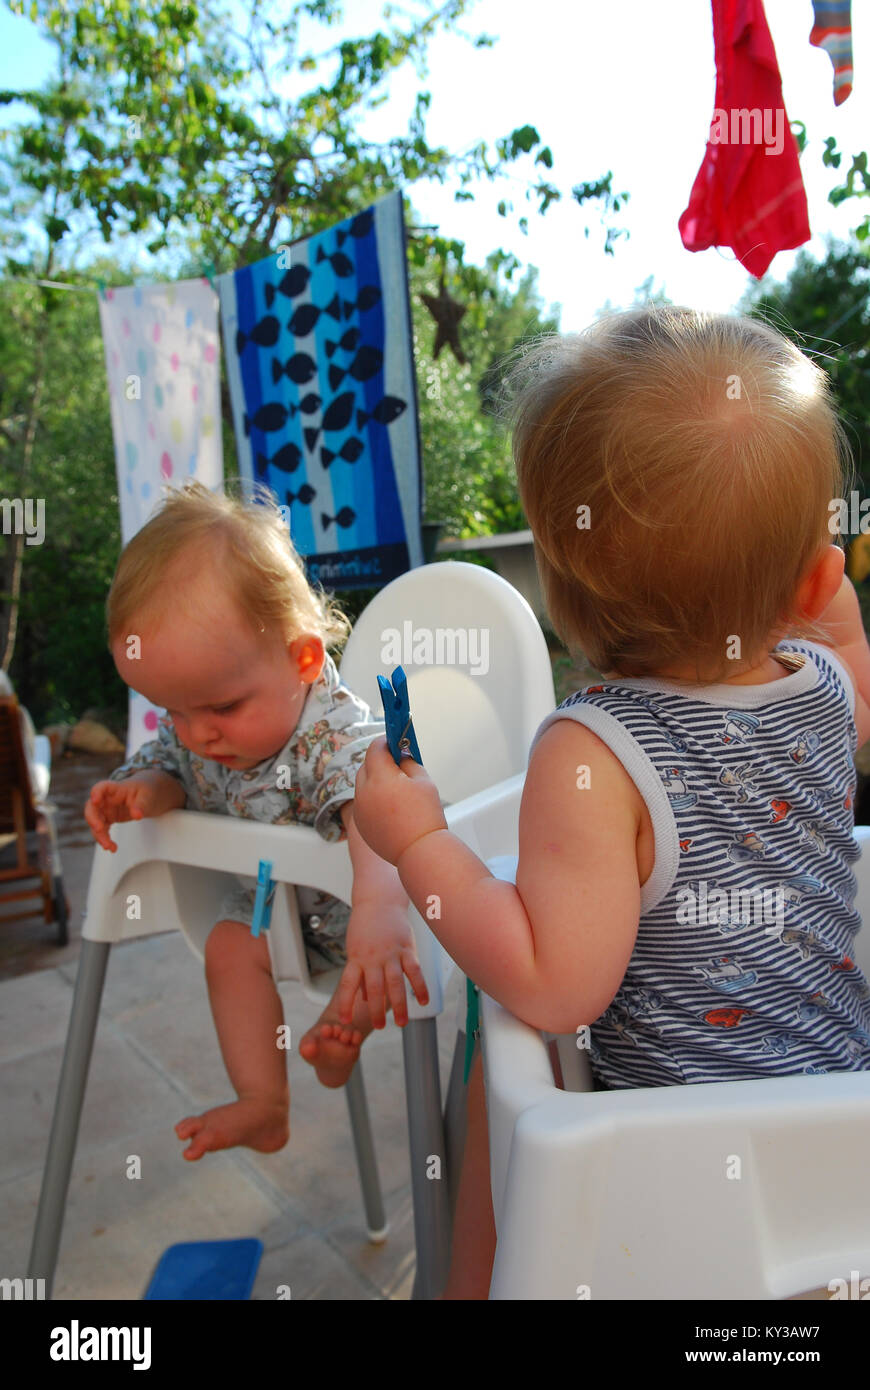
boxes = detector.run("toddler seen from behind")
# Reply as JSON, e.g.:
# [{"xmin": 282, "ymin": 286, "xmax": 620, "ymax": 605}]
[{"xmin": 351, "ymin": 306, "xmax": 870, "ymax": 1295}]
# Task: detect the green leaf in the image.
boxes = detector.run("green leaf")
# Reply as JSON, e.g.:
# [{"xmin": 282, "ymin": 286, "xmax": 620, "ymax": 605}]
[
  {"xmin": 509, "ymin": 124, "xmax": 539, "ymax": 155},
  {"xmin": 45, "ymin": 215, "xmax": 70, "ymax": 241}
]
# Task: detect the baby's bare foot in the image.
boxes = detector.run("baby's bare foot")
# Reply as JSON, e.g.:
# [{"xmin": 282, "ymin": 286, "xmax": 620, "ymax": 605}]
[
  {"xmin": 175, "ymin": 1096, "xmax": 289, "ymax": 1161},
  {"xmin": 299, "ymin": 1021, "xmax": 363, "ymax": 1088}
]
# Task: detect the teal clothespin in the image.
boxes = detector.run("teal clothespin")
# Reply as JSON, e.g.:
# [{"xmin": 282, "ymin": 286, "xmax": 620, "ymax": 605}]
[
  {"xmin": 377, "ymin": 666, "xmax": 423, "ymax": 766},
  {"xmin": 463, "ymin": 977, "xmax": 480, "ymax": 1083},
  {"xmin": 251, "ymin": 859, "xmax": 276, "ymax": 937},
  {"xmin": 202, "ymin": 262, "xmax": 216, "ymax": 291},
  {"xmin": 97, "ymin": 278, "xmax": 107, "ymax": 301}
]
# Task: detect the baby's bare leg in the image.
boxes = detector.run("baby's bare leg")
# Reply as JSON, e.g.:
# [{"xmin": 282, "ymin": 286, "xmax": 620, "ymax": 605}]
[
  {"xmin": 442, "ymin": 1048, "xmax": 496, "ymax": 1299},
  {"xmin": 175, "ymin": 919, "xmax": 290, "ymax": 1161}
]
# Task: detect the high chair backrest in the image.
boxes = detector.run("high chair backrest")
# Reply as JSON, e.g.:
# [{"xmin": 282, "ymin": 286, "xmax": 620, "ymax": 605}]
[
  {"xmin": 85, "ymin": 561, "xmax": 555, "ymax": 1013},
  {"xmin": 339, "ymin": 561, "xmax": 555, "ymax": 804}
]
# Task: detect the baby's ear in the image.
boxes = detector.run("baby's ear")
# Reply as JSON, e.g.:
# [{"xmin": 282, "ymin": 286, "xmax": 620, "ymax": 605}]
[{"xmin": 292, "ymin": 634, "xmax": 326, "ymax": 683}]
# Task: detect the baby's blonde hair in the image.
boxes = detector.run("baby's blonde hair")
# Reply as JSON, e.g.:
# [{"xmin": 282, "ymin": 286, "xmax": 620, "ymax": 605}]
[
  {"xmin": 506, "ymin": 306, "xmax": 855, "ymax": 683},
  {"xmin": 105, "ymin": 479, "xmax": 351, "ymax": 652}
]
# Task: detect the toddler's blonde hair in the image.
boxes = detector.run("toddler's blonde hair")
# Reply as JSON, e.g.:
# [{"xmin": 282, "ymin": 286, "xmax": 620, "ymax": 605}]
[
  {"xmin": 506, "ymin": 305, "xmax": 855, "ymax": 683},
  {"xmin": 105, "ymin": 479, "xmax": 351, "ymax": 652}
]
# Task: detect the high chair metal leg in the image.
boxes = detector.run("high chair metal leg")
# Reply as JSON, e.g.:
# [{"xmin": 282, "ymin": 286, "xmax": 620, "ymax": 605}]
[
  {"xmin": 28, "ymin": 938, "xmax": 111, "ymax": 1299},
  {"xmin": 403, "ymin": 1019, "xmax": 450, "ymax": 1299},
  {"xmin": 344, "ymin": 1065, "xmax": 388, "ymax": 1240}
]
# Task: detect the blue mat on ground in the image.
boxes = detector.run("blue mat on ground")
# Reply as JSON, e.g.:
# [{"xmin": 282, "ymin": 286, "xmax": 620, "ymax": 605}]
[{"xmin": 144, "ymin": 1239, "xmax": 264, "ymax": 1300}]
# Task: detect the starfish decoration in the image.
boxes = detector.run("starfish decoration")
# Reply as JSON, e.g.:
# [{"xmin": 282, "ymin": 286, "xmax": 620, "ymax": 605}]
[{"xmin": 420, "ymin": 273, "xmax": 467, "ymax": 365}]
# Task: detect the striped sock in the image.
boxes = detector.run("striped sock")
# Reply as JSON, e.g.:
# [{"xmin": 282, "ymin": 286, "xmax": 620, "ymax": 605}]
[{"xmin": 810, "ymin": 0, "xmax": 853, "ymax": 105}]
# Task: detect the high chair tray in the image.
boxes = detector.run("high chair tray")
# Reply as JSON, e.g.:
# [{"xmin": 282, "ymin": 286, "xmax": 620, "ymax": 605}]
[{"xmin": 144, "ymin": 1239, "xmax": 263, "ymax": 1300}]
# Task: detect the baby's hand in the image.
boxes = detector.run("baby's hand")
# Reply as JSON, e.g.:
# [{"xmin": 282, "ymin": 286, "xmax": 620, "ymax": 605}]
[
  {"xmin": 85, "ymin": 775, "xmax": 175, "ymax": 852},
  {"xmin": 352, "ymin": 737, "xmax": 447, "ymax": 867},
  {"xmin": 335, "ymin": 900, "xmax": 429, "ymax": 1028}
]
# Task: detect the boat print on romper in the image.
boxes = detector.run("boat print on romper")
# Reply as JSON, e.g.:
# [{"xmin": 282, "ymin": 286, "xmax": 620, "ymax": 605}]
[
  {"xmin": 695, "ymin": 955, "xmax": 759, "ymax": 994},
  {"xmin": 263, "ymin": 265, "xmax": 311, "ymax": 308},
  {"xmin": 343, "ymin": 286, "xmax": 382, "ymax": 318},
  {"xmin": 321, "ymin": 507, "xmax": 357, "ymax": 531},
  {"xmin": 271, "ymin": 352, "xmax": 318, "ymax": 385},
  {"xmin": 286, "ymin": 295, "xmax": 342, "ymax": 337},
  {"xmin": 321, "ymin": 437, "xmax": 365, "ymax": 469},
  {"xmin": 235, "ymin": 314, "xmax": 280, "ymax": 355},
  {"xmin": 325, "ymin": 328, "xmax": 361, "ymax": 358},
  {"xmin": 328, "ymin": 345, "xmax": 384, "ymax": 392},
  {"xmin": 286, "ymin": 484, "xmax": 316, "ymax": 507},
  {"xmin": 244, "ymin": 395, "xmax": 322, "ymax": 435},
  {"xmin": 315, "ymin": 245, "xmax": 355, "ymax": 278},
  {"xmin": 661, "ymin": 768, "xmax": 698, "ymax": 813}
]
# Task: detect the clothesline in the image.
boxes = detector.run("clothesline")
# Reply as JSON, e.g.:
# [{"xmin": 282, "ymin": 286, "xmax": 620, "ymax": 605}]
[
  {"xmin": 2, "ymin": 277, "xmax": 97, "ymax": 291},
  {"xmin": 7, "ymin": 277, "xmax": 864, "ymax": 344},
  {"xmin": 1, "ymin": 268, "xmax": 218, "ymax": 294}
]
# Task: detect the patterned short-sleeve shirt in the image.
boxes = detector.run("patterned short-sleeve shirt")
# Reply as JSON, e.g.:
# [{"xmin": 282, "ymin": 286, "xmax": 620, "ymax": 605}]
[{"xmin": 109, "ymin": 651, "xmax": 384, "ymax": 842}]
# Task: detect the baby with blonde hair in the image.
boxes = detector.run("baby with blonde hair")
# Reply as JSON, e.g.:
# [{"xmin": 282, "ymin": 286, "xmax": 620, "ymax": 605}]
[
  {"xmin": 86, "ymin": 479, "xmax": 426, "ymax": 1161},
  {"xmin": 352, "ymin": 305, "xmax": 870, "ymax": 1296}
]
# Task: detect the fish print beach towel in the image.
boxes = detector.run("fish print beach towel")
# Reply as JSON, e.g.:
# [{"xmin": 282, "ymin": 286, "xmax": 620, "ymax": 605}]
[{"xmin": 218, "ymin": 191, "xmax": 423, "ymax": 588}]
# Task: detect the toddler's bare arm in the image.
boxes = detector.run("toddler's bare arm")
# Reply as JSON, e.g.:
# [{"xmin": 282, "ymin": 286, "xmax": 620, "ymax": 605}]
[
  {"xmin": 85, "ymin": 771, "xmax": 187, "ymax": 851},
  {"xmin": 118, "ymin": 771, "xmax": 187, "ymax": 814},
  {"xmin": 817, "ymin": 575, "xmax": 870, "ymax": 746}
]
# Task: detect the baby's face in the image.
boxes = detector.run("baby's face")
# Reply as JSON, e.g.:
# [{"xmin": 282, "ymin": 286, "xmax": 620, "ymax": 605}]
[{"xmin": 113, "ymin": 597, "xmax": 323, "ymax": 771}]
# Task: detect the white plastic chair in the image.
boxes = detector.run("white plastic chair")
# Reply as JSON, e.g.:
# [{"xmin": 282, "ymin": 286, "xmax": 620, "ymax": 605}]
[
  {"xmin": 441, "ymin": 777, "xmax": 870, "ymax": 1300},
  {"xmin": 28, "ymin": 561, "xmax": 555, "ymax": 1300}
]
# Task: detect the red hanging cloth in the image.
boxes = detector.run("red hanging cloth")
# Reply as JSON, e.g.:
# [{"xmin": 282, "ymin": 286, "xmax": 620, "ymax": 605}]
[{"xmin": 679, "ymin": 0, "xmax": 811, "ymax": 279}]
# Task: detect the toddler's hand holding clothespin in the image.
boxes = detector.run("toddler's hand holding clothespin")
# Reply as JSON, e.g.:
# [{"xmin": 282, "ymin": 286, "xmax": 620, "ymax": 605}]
[{"xmin": 354, "ymin": 667, "xmax": 446, "ymax": 869}]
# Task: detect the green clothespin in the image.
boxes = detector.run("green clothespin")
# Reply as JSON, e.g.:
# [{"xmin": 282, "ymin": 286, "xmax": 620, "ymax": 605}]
[
  {"xmin": 202, "ymin": 263, "xmax": 216, "ymax": 290},
  {"xmin": 463, "ymin": 976, "xmax": 480, "ymax": 1083},
  {"xmin": 97, "ymin": 278, "xmax": 107, "ymax": 301}
]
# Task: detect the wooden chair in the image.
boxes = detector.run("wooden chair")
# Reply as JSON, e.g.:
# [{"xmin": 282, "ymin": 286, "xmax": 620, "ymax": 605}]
[{"xmin": 0, "ymin": 694, "xmax": 68, "ymax": 943}]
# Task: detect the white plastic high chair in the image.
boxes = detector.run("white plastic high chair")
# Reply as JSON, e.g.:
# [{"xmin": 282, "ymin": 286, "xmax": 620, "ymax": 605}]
[
  {"xmin": 440, "ymin": 777, "xmax": 870, "ymax": 1300},
  {"xmin": 28, "ymin": 560, "xmax": 556, "ymax": 1300}
]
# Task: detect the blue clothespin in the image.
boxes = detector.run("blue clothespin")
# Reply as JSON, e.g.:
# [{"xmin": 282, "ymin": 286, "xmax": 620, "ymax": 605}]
[
  {"xmin": 377, "ymin": 665, "xmax": 423, "ymax": 767},
  {"xmin": 250, "ymin": 859, "xmax": 276, "ymax": 937}
]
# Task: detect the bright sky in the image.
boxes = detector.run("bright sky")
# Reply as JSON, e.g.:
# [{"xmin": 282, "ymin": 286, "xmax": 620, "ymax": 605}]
[{"xmin": 1, "ymin": 0, "xmax": 868, "ymax": 329}]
